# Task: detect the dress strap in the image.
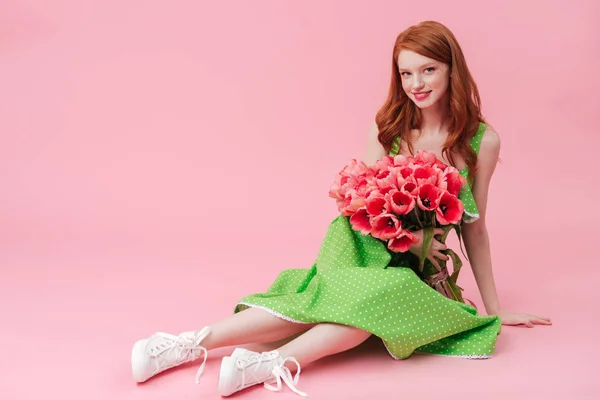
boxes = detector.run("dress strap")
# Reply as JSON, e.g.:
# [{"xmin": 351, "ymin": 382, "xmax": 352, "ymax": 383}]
[
  {"xmin": 389, "ymin": 135, "xmax": 401, "ymax": 157},
  {"xmin": 470, "ymin": 122, "xmax": 487, "ymax": 156}
]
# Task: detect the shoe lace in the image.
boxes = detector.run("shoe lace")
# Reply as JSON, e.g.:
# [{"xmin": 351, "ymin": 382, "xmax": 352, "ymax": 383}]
[
  {"xmin": 236, "ymin": 351, "xmax": 307, "ymax": 398},
  {"xmin": 151, "ymin": 332, "xmax": 209, "ymax": 384},
  {"xmin": 265, "ymin": 357, "xmax": 308, "ymax": 397}
]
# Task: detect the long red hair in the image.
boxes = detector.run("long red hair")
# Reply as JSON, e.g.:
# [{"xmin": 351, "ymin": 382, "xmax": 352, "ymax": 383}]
[{"xmin": 375, "ymin": 21, "xmax": 485, "ymax": 177}]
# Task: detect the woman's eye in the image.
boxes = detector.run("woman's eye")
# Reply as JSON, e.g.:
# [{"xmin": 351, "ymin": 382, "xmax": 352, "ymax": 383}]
[
  {"xmin": 425, "ymin": 67, "xmax": 435, "ymax": 73},
  {"xmin": 401, "ymin": 72, "xmax": 411, "ymax": 77}
]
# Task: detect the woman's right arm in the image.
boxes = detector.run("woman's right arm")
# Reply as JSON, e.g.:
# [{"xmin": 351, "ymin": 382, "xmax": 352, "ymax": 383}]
[{"xmin": 363, "ymin": 121, "xmax": 387, "ymax": 166}]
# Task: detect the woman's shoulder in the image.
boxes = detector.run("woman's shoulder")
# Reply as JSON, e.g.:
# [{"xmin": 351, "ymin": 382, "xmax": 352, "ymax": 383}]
[
  {"xmin": 475, "ymin": 123, "xmax": 501, "ymax": 173},
  {"xmin": 470, "ymin": 122, "xmax": 500, "ymax": 156},
  {"xmin": 363, "ymin": 121, "xmax": 387, "ymax": 165},
  {"xmin": 479, "ymin": 123, "xmax": 501, "ymax": 154}
]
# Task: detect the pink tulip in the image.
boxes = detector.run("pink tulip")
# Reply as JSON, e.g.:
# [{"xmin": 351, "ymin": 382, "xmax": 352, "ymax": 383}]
[
  {"xmin": 373, "ymin": 155, "xmax": 394, "ymax": 171},
  {"xmin": 414, "ymin": 165, "xmax": 440, "ymax": 186},
  {"xmin": 435, "ymin": 160, "xmax": 449, "ymax": 171},
  {"xmin": 417, "ymin": 184, "xmax": 441, "ymax": 211},
  {"xmin": 400, "ymin": 178, "xmax": 418, "ymax": 196},
  {"xmin": 393, "ymin": 154, "xmax": 410, "ymax": 167},
  {"xmin": 329, "ymin": 174, "xmax": 353, "ymax": 201},
  {"xmin": 398, "ymin": 166, "xmax": 414, "ymax": 179},
  {"xmin": 388, "ymin": 229, "xmax": 419, "ymax": 253},
  {"xmin": 367, "ymin": 185, "xmax": 395, "ymax": 200},
  {"xmin": 340, "ymin": 189, "xmax": 365, "ymax": 216},
  {"xmin": 355, "ymin": 175, "xmax": 371, "ymax": 197},
  {"xmin": 442, "ymin": 170, "xmax": 467, "ymax": 197},
  {"xmin": 340, "ymin": 159, "xmax": 369, "ymax": 178},
  {"xmin": 436, "ymin": 191, "xmax": 464, "ymax": 225},
  {"xmin": 386, "ymin": 190, "xmax": 415, "ymax": 215},
  {"xmin": 370, "ymin": 214, "xmax": 403, "ymax": 240},
  {"xmin": 365, "ymin": 194, "xmax": 389, "ymax": 217},
  {"xmin": 374, "ymin": 168, "xmax": 397, "ymax": 190},
  {"xmin": 350, "ymin": 207, "xmax": 373, "ymax": 235},
  {"xmin": 413, "ymin": 150, "xmax": 438, "ymax": 166}
]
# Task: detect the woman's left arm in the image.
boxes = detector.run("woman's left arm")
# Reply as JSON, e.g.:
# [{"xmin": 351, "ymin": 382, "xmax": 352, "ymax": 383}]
[{"xmin": 462, "ymin": 126, "xmax": 552, "ymax": 327}]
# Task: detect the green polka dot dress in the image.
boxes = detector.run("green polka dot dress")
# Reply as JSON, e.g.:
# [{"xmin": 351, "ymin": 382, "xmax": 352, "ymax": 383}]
[{"xmin": 235, "ymin": 122, "xmax": 501, "ymax": 359}]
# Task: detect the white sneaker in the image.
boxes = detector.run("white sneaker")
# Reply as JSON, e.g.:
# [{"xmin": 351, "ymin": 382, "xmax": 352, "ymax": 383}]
[
  {"xmin": 131, "ymin": 326, "xmax": 211, "ymax": 383},
  {"xmin": 218, "ymin": 348, "xmax": 308, "ymax": 397}
]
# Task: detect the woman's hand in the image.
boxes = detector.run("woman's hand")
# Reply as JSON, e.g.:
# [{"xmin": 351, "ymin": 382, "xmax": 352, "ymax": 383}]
[
  {"xmin": 497, "ymin": 309, "xmax": 552, "ymax": 327},
  {"xmin": 408, "ymin": 228, "xmax": 449, "ymax": 270}
]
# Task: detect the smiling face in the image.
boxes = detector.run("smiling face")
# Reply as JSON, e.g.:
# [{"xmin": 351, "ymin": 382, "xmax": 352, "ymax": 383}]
[{"xmin": 397, "ymin": 49, "xmax": 451, "ymax": 110}]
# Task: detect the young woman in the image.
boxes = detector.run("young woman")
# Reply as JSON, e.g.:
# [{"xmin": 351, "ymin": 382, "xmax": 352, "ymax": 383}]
[{"xmin": 131, "ymin": 20, "xmax": 551, "ymax": 398}]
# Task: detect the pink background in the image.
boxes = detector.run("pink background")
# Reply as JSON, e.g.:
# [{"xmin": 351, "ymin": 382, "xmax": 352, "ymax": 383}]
[{"xmin": 1, "ymin": 0, "xmax": 598, "ymax": 399}]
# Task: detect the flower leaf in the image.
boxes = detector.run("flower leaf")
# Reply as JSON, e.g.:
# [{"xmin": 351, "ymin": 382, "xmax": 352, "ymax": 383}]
[
  {"xmin": 446, "ymin": 248, "xmax": 463, "ymax": 283},
  {"xmin": 419, "ymin": 226, "xmax": 434, "ymax": 271},
  {"xmin": 453, "ymin": 224, "xmax": 469, "ymax": 262}
]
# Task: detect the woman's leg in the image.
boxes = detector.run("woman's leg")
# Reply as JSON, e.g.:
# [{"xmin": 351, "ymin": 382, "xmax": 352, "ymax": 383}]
[
  {"xmin": 217, "ymin": 323, "xmax": 372, "ymax": 397},
  {"xmin": 276, "ymin": 323, "xmax": 372, "ymax": 368},
  {"xmin": 201, "ymin": 307, "xmax": 315, "ymax": 350},
  {"xmin": 132, "ymin": 307, "xmax": 314, "ymax": 383}
]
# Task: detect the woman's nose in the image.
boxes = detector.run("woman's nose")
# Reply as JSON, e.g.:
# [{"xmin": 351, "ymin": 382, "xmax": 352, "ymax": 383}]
[{"xmin": 412, "ymin": 75, "xmax": 424, "ymax": 90}]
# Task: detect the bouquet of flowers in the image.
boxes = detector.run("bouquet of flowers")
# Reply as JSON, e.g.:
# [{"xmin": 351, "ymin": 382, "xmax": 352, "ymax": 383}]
[{"xmin": 329, "ymin": 151, "xmax": 469, "ymax": 303}]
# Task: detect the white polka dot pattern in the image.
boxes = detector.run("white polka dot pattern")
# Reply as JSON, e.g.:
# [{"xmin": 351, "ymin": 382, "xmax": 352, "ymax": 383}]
[
  {"xmin": 233, "ymin": 122, "xmax": 500, "ymax": 360},
  {"xmin": 235, "ymin": 215, "xmax": 501, "ymax": 359}
]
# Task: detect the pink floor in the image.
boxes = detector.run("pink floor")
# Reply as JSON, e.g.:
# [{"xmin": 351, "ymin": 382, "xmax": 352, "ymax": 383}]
[{"xmin": 2, "ymin": 222, "xmax": 596, "ymax": 399}]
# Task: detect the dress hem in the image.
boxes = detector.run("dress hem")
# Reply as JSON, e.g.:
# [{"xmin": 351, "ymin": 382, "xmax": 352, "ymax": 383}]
[
  {"xmin": 237, "ymin": 302, "xmax": 492, "ymax": 360},
  {"xmin": 237, "ymin": 302, "xmax": 312, "ymax": 324},
  {"xmin": 414, "ymin": 351, "xmax": 492, "ymax": 359}
]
